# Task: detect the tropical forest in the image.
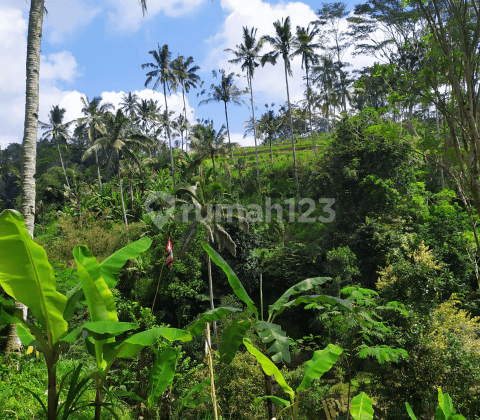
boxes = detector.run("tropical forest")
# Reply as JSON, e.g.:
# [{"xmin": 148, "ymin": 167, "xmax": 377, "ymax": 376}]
[{"xmin": 0, "ymin": 0, "xmax": 479, "ymax": 419}]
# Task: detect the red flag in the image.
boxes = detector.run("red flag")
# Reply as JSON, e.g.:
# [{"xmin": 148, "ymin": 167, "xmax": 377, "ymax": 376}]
[{"xmin": 165, "ymin": 236, "xmax": 173, "ymax": 269}]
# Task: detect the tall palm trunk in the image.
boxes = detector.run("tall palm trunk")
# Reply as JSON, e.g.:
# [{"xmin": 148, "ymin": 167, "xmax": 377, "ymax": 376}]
[
  {"xmin": 270, "ymin": 137, "xmax": 274, "ymax": 164},
  {"xmin": 118, "ymin": 159, "xmax": 129, "ymax": 235},
  {"xmin": 305, "ymin": 63, "xmax": 317, "ymax": 158},
  {"xmin": 211, "ymin": 153, "xmax": 217, "ymax": 182},
  {"xmin": 223, "ymin": 102, "xmax": 234, "ymax": 159},
  {"xmin": 248, "ymin": 70, "xmax": 261, "ymax": 188},
  {"xmin": 8, "ymin": 0, "xmax": 45, "ymax": 356},
  {"xmin": 95, "ymin": 149, "xmax": 103, "ymax": 194},
  {"xmin": 163, "ymin": 82, "xmax": 176, "ymax": 187},
  {"xmin": 284, "ymin": 61, "xmax": 301, "ymax": 213},
  {"xmin": 206, "ymin": 233, "xmax": 217, "ymax": 335},
  {"xmin": 181, "ymin": 86, "xmax": 188, "ymax": 151},
  {"xmin": 21, "ymin": 0, "xmax": 44, "ymax": 237},
  {"xmin": 56, "ymin": 138, "xmax": 70, "ymax": 188}
]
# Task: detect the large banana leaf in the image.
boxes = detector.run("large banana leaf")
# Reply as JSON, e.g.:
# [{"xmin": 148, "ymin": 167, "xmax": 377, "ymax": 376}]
[
  {"xmin": 255, "ymin": 320, "xmax": 291, "ymax": 363},
  {"xmin": 278, "ymin": 294, "xmax": 353, "ymax": 313},
  {"xmin": 101, "ymin": 238, "xmax": 152, "ymax": 288},
  {"xmin": 405, "ymin": 403, "xmax": 418, "ymax": 420},
  {"xmin": 147, "ymin": 347, "xmax": 181, "ymax": 407},
  {"xmin": 188, "ymin": 307, "xmax": 242, "ymax": 337},
  {"xmin": 220, "ymin": 319, "xmax": 251, "ymax": 364},
  {"xmin": 180, "ymin": 377, "xmax": 213, "ymax": 410},
  {"xmin": 0, "ymin": 209, "xmax": 67, "ymax": 346},
  {"xmin": 73, "ymin": 246, "xmax": 118, "ymax": 322},
  {"xmin": 243, "ymin": 338, "xmax": 294, "ymax": 403},
  {"xmin": 64, "ymin": 238, "xmax": 152, "ymax": 319},
  {"xmin": 350, "ymin": 392, "xmax": 374, "ymax": 420},
  {"xmin": 82, "ymin": 321, "xmax": 138, "ymax": 340},
  {"xmin": 297, "ymin": 344, "xmax": 343, "ymax": 392},
  {"xmin": 436, "ymin": 389, "xmax": 465, "ymax": 420},
  {"xmin": 104, "ymin": 327, "xmax": 191, "ymax": 365},
  {"xmin": 269, "ymin": 277, "xmax": 331, "ymax": 318},
  {"xmin": 202, "ymin": 243, "xmax": 258, "ymax": 317}
]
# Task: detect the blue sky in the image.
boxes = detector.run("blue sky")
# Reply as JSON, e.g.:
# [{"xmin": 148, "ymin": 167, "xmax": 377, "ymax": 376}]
[{"xmin": 0, "ymin": 0, "xmax": 375, "ymax": 149}]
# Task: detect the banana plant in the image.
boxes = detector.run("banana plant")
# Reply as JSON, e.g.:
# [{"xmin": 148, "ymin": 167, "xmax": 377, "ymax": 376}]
[
  {"xmin": 0, "ymin": 209, "xmax": 85, "ymax": 420},
  {"xmin": 71, "ymin": 243, "xmax": 192, "ymax": 420},
  {"xmin": 406, "ymin": 389, "xmax": 466, "ymax": 420},
  {"xmin": 187, "ymin": 243, "xmax": 352, "ymax": 419},
  {"xmin": 0, "ymin": 209, "xmax": 191, "ymax": 419},
  {"xmin": 244, "ymin": 338, "xmax": 343, "ymax": 420},
  {"xmin": 199, "ymin": 243, "xmax": 352, "ymax": 365}
]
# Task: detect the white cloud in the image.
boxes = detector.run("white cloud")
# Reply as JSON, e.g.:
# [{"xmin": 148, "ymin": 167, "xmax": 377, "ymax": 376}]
[
  {"xmin": 206, "ymin": 0, "xmax": 376, "ymax": 122},
  {"xmin": 99, "ymin": 88, "xmax": 197, "ymax": 121},
  {"xmin": 206, "ymin": 0, "xmax": 318, "ymax": 106},
  {"xmin": 41, "ymin": 51, "xmax": 81, "ymax": 83},
  {"xmin": 105, "ymin": 0, "xmax": 207, "ymax": 32},
  {"xmin": 0, "ymin": 136, "xmax": 20, "ymax": 149},
  {"xmin": 230, "ymin": 132, "xmax": 254, "ymax": 147},
  {"xmin": 44, "ymin": 1, "xmax": 101, "ymax": 44},
  {"xmin": 0, "ymin": 7, "xmax": 27, "ymax": 94}
]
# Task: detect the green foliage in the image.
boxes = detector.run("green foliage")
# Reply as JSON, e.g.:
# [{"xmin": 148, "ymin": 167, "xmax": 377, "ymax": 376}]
[
  {"xmin": 350, "ymin": 392, "xmax": 374, "ymax": 420},
  {"xmin": 0, "ymin": 210, "xmax": 68, "ymax": 346},
  {"xmin": 406, "ymin": 389, "xmax": 466, "ymax": 420}
]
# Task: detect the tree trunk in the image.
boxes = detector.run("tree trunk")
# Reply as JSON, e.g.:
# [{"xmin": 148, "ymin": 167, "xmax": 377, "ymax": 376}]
[
  {"xmin": 56, "ymin": 139, "xmax": 70, "ymax": 188},
  {"xmin": 206, "ymin": 234, "xmax": 217, "ymax": 335},
  {"xmin": 95, "ymin": 149, "xmax": 102, "ymax": 194},
  {"xmin": 47, "ymin": 361, "xmax": 57, "ymax": 420},
  {"xmin": 182, "ymin": 87, "xmax": 188, "ymax": 151},
  {"xmin": 305, "ymin": 64, "xmax": 317, "ymax": 158},
  {"xmin": 21, "ymin": 0, "xmax": 44, "ymax": 237},
  {"xmin": 224, "ymin": 102, "xmax": 233, "ymax": 159},
  {"xmin": 248, "ymin": 71, "xmax": 261, "ymax": 188},
  {"xmin": 284, "ymin": 60, "xmax": 301, "ymax": 214},
  {"xmin": 5, "ymin": 302, "xmax": 27, "ymax": 353},
  {"xmin": 211, "ymin": 154, "xmax": 217, "ymax": 182},
  {"xmin": 264, "ymin": 373, "xmax": 276, "ymax": 419},
  {"xmin": 206, "ymin": 323, "xmax": 219, "ymax": 420},
  {"xmin": 118, "ymin": 162, "xmax": 129, "ymax": 236},
  {"xmin": 129, "ymin": 177, "xmax": 134, "ymax": 212},
  {"xmin": 9, "ymin": 0, "xmax": 45, "ymax": 355},
  {"xmin": 94, "ymin": 384, "xmax": 103, "ymax": 420},
  {"xmin": 270, "ymin": 137, "xmax": 274, "ymax": 164},
  {"xmin": 164, "ymin": 83, "xmax": 176, "ymax": 188},
  {"xmin": 436, "ymin": 108, "xmax": 445, "ymax": 190}
]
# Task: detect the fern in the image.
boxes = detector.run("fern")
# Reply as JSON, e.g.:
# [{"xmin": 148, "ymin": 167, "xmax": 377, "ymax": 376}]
[{"xmin": 357, "ymin": 345, "xmax": 408, "ymax": 364}]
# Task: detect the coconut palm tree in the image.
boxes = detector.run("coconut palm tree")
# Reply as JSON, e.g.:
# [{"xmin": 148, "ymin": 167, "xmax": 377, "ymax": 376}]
[
  {"xmin": 135, "ymin": 98, "xmax": 161, "ymax": 135},
  {"xmin": 173, "ymin": 113, "xmax": 190, "ymax": 151},
  {"xmin": 76, "ymin": 96, "xmax": 114, "ymax": 194},
  {"xmin": 225, "ymin": 26, "xmax": 264, "ymax": 186},
  {"xmin": 313, "ymin": 54, "xmax": 340, "ymax": 137},
  {"xmin": 142, "ymin": 44, "xmax": 179, "ymax": 187},
  {"xmin": 258, "ymin": 104, "xmax": 282, "ymax": 164},
  {"xmin": 156, "ymin": 109, "xmax": 176, "ymax": 156},
  {"xmin": 292, "ymin": 24, "xmax": 321, "ymax": 158},
  {"xmin": 39, "ymin": 105, "xmax": 73, "ymax": 188},
  {"xmin": 198, "ymin": 70, "xmax": 247, "ymax": 158},
  {"xmin": 83, "ymin": 109, "xmax": 154, "ymax": 231},
  {"xmin": 190, "ymin": 120, "xmax": 228, "ymax": 182},
  {"xmin": 120, "ymin": 91, "xmax": 140, "ymax": 118},
  {"xmin": 261, "ymin": 16, "xmax": 300, "ymax": 210},
  {"xmin": 172, "ymin": 55, "xmax": 201, "ymax": 146}
]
